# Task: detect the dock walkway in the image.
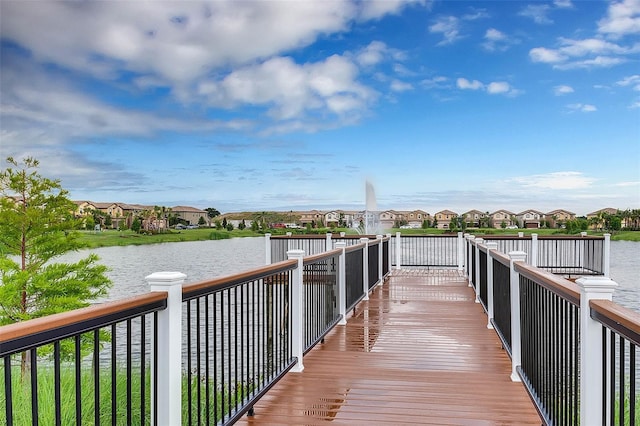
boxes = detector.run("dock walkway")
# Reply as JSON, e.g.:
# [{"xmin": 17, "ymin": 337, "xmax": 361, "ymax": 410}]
[{"xmin": 238, "ymin": 269, "xmax": 540, "ymax": 425}]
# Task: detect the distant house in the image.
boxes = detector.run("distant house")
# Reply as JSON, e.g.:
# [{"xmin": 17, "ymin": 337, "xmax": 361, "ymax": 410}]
[
  {"xmin": 299, "ymin": 210, "xmax": 324, "ymax": 227},
  {"xmin": 172, "ymin": 206, "xmax": 208, "ymax": 226},
  {"xmin": 324, "ymin": 211, "xmax": 341, "ymax": 227},
  {"xmin": 516, "ymin": 209, "xmax": 545, "ymax": 229},
  {"xmin": 406, "ymin": 210, "xmax": 430, "ymax": 228},
  {"xmin": 489, "ymin": 210, "xmax": 516, "ymax": 229},
  {"xmin": 434, "ymin": 210, "xmax": 457, "ymax": 229},
  {"xmin": 546, "ymin": 209, "xmax": 576, "ymax": 228},
  {"xmin": 462, "ymin": 209, "xmax": 485, "ymax": 228},
  {"xmin": 586, "ymin": 207, "xmax": 619, "ymax": 230}
]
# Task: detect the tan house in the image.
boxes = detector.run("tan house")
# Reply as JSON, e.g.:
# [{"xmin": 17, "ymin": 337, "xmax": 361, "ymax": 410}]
[
  {"xmin": 489, "ymin": 210, "xmax": 516, "ymax": 228},
  {"xmin": 406, "ymin": 210, "xmax": 430, "ymax": 227},
  {"xmin": 434, "ymin": 210, "xmax": 457, "ymax": 229},
  {"xmin": 546, "ymin": 209, "xmax": 576, "ymax": 228},
  {"xmin": 299, "ymin": 210, "xmax": 324, "ymax": 227},
  {"xmin": 462, "ymin": 210, "xmax": 485, "ymax": 227},
  {"xmin": 516, "ymin": 209, "xmax": 545, "ymax": 229},
  {"xmin": 172, "ymin": 205, "xmax": 208, "ymax": 226},
  {"xmin": 587, "ymin": 208, "xmax": 619, "ymax": 230}
]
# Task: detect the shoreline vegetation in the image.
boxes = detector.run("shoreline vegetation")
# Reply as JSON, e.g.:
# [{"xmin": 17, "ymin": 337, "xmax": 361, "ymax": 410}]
[{"xmin": 78, "ymin": 227, "xmax": 640, "ymax": 249}]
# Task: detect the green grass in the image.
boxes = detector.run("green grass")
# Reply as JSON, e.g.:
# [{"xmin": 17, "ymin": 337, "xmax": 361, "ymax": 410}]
[
  {"xmin": 76, "ymin": 226, "xmax": 640, "ymax": 249},
  {"xmin": 78, "ymin": 228, "xmax": 257, "ymax": 248},
  {"xmin": 1, "ymin": 363, "xmax": 151, "ymax": 426},
  {"xmin": 1, "ymin": 362, "xmax": 257, "ymax": 426}
]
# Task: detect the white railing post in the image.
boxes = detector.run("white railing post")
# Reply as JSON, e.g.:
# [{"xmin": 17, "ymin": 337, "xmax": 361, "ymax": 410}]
[
  {"xmin": 376, "ymin": 235, "xmax": 383, "ymax": 284},
  {"xmin": 467, "ymin": 235, "xmax": 475, "ymax": 287},
  {"xmin": 360, "ymin": 237, "xmax": 369, "ymax": 300},
  {"xmin": 474, "ymin": 238, "xmax": 484, "ymax": 303},
  {"xmin": 335, "ymin": 242, "xmax": 347, "ymax": 325},
  {"xmin": 518, "ymin": 232, "xmax": 524, "ymax": 251},
  {"xmin": 603, "ymin": 233, "xmax": 611, "ymax": 277},
  {"xmin": 576, "ymin": 276, "xmax": 618, "ymax": 424},
  {"xmin": 530, "ymin": 233, "xmax": 538, "ymax": 267},
  {"xmin": 287, "ymin": 249, "xmax": 305, "ymax": 372},
  {"xmin": 386, "ymin": 234, "xmax": 392, "ymax": 275},
  {"xmin": 508, "ymin": 251, "xmax": 527, "ymax": 382},
  {"xmin": 395, "ymin": 232, "xmax": 401, "ymax": 270},
  {"xmin": 486, "ymin": 242, "xmax": 498, "ymax": 329},
  {"xmin": 326, "ymin": 232, "xmax": 333, "ymax": 251},
  {"xmin": 265, "ymin": 233, "xmax": 271, "ymax": 265},
  {"xmin": 146, "ymin": 271, "xmax": 186, "ymax": 426},
  {"xmin": 457, "ymin": 232, "xmax": 464, "ymax": 271}
]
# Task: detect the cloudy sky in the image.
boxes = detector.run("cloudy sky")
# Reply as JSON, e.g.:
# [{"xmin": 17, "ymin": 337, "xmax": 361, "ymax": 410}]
[{"xmin": 1, "ymin": 0, "xmax": 638, "ymax": 216}]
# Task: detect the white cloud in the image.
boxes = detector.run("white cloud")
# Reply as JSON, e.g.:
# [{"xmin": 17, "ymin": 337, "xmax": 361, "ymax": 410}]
[
  {"xmin": 421, "ymin": 76, "xmax": 450, "ymax": 90},
  {"xmin": 554, "ymin": 0, "xmax": 574, "ymax": 8},
  {"xmin": 566, "ymin": 103, "xmax": 598, "ymax": 112},
  {"xmin": 529, "ymin": 38, "xmax": 638, "ymax": 69},
  {"xmin": 357, "ymin": 0, "xmax": 428, "ymax": 21},
  {"xmin": 598, "ymin": 0, "xmax": 640, "ymax": 38},
  {"xmin": 554, "ymin": 85, "xmax": 575, "ymax": 95},
  {"xmin": 457, "ymin": 78, "xmax": 484, "ymax": 90},
  {"xmin": 616, "ymin": 74, "xmax": 640, "ymax": 90},
  {"xmin": 486, "ymin": 82, "xmax": 511, "ymax": 94},
  {"xmin": 519, "ymin": 4, "xmax": 553, "ymax": 24},
  {"xmin": 429, "ymin": 16, "xmax": 464, "ymax": 45},
  {"xmin": 457, "ymin": 78, "xmax": 521, "ymax": 96},
  {"xmin": 510, "ymin": 172, "xmax": 595, "ymax": 190},
  {"xmin": 462, "ymin": 9, "xmax": 490, "ymax": 21},
  {"xmin": 355, "ymin": 41, "xmax": 406, "ymax": 67},
  {"xmin": 629, "ymin": 101, "xmax": 640, "ymax": 108},
  {"xmin": 482, "ymin": 28, "xmax": 518, "ymax": 51},
  {"xmin": 198, "ymin": 55, "xmax": 376, "ymax": 121},
  {"xmin": 529, "ymin": 47, "xmax": 565, "ymax": 63},
  {"xmin": 390, "ymin": 80, "xmax": 414, "ymax": 92}
]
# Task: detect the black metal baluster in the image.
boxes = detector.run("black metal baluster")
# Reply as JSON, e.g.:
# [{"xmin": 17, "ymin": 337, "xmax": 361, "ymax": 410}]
[
  {"xmin": 205, "ymin": 295, "xmax": 210, "ymax": 426},
  {"xmin": 127, "ymin": 319, "xmax": 132, "ymax": 426},
  {"xmin": 93, "ymin": 329, "xmax": 100, "ymax": 426},
  {"xmin": 75, "ymin": 335, "xmax": 82, "ymax": 425},
  {"xmin": 4, "ymin": 356, "xmax": 13, "ymax": 426},
  {"xmin": 196, "ymin": 298, "xmax": 201, "ymax": 426},
  {"xmin": 54, "ymin": 341, "xmax": 61, "ymax": 426},
  {"xmin": 610, "ymin": 330, "xmax": 615, "ymax": 426},
  {"xmin": 620, "ymin": 336, "xmax": 626, "ymax": 425},
  {"xmin": 30, "ymin": 348, "xmax": 38, "ymax": 426},
  {"xmin": 630, "ymin": 344, "xmax": 636, "ymax": 426},
  {"xmin": 140, "ymin": 315, "xmax": 146, "ymax": 426},
  {"xmin": 111, "ymin": 324, "xmax": 117, "ymax": 426}
]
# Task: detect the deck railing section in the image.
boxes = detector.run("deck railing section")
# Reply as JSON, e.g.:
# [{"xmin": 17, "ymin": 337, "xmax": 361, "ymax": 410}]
[
  {"xmin": 0, "ymin": 292, "xmax": 166, "ymax": 426},
  {"xmin": 516, "ymin": 263, "xmax": 580, "ymax": 425},
  {"xmin": 302, "ymin": 250, "xmax": 341, "ymax": 353},
  {"xmin": 488, "ymin": 249, "xmax": 512, "ymax": 354},
  {"xmin": 179, "ymin": 261, "xmax": 297, "ymax": 425},
  {"xmin": 480, "ymin": 234, "xmax": 609, "ymax": 276},
  {"xmin": 391, "ymin": 234, "xmax": 459, "ymax": 268},
  {"xmin": 344, "ymin": 244, "xmax": 366, "ymax": 311},
  {"xmin": 464, "ymin": 232, "xmax": 637, "ymax": 426},
  {"xmin": 590, "ymin": 299, "xmax": 640, "ymax": 426}
]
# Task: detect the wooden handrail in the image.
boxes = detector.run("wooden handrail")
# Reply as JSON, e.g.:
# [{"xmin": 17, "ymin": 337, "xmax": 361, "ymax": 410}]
[
  {"xmin": 345, "ymin": 242, "xmax": 366, "ymax": 253},
  {"xmin": 182, "ymin": 259, "xmax": 297, "ymax": 300},
  {"xmin": 304, "ymin": 248, "xmax": 342, "ymax": 265},
  {"xmin": 515, "ymin": 262, "xmax": 581, "ymax": 306},
  {"xmin": 590, "ymin": 299, "xmax": 640, "ymax": 346},
  {"xmin": 490, "ymin": 250, "xmax": 511, "ymax": 267},
  {"xmin": 0, "ymin": 292, "xmax": 167, "ymax": 343}
]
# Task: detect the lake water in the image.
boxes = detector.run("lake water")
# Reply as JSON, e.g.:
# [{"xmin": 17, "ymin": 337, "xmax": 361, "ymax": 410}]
[{"xmin": 58, "ymin": 238, "xmax": 639, "ymax": 311}]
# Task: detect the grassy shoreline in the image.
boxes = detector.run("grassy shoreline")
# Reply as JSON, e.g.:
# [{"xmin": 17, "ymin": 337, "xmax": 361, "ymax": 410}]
[{"xmin": 78, "ymin": 227, "xmax": 640, "ymax": 248}]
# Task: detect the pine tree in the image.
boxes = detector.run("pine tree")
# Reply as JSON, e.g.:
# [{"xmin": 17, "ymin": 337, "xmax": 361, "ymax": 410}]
[{"xmin": 0, "ymin": 157, "xmax": 112, "ymax": 326}]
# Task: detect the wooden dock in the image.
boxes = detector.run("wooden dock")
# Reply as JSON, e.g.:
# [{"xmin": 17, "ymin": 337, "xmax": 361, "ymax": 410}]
[{"xmin": 238, "ymin": 269, "xmax": 541, "ymax": 425}]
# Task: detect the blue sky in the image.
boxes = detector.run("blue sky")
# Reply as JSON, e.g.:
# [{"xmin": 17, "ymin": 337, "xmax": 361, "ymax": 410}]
[{"xmin": 1, "ymin": 0, "xmax": 638, "ymax": 216}]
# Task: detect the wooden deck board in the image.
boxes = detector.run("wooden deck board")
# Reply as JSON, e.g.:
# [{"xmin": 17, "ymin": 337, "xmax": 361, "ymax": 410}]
[{"xmin": 238, "ymin": 269, "xmax": 540, "ymax": 425}]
